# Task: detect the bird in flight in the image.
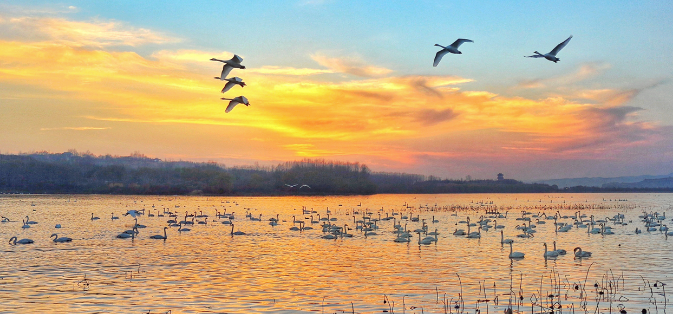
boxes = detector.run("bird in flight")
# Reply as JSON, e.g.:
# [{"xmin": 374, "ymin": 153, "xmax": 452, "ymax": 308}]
[
  {"xmin": 221, "ymin": 96, "xmax": 250, "ymax": 113},
  {"xmin": 433, "ymin": 38, "xmax": 473, "ymax": 67},
  {"xmin": 210, "ymin": 55, "xmax": 246, "ymax": 79},
  {"xmin": 525, "ymin": 35, "xmax": 572, "ymax": 63},
  {"xmin": 299, "ymin": 185, "xmax": 311, "ymax": 189},
  {"xmin": 214, "ymin": 77, "xmax": 246, "ymax": 93}
]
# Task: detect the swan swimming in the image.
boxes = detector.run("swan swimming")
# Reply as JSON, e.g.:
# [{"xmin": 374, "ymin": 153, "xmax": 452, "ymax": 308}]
[
  {"xmin": 573, "ymin": 247, "xmax": 592, "ymax": 258},
  {"xmin": 9, "ymin": 236, "xmax": 34, "ymax": 245},
  {"xmin": 508, "ymin": 242, "xmax": 525, "ymax": 259},
  {"xmin": 214, "ymin": 76, "xmax": 246, "ymax": 93},
  {"xmin": 525, "ymin": 35, "xmax": 572, "ymax": 63},
  {"xmin": 433, "ymin": 38, "xmax": 473, "ymax": 67},
  {"xmin": 543, "ymin": 243, "xmax": 559, "ymax": 258},
  {"xmin": 150, "ymin": 227, "xmax": 168, "ymax": 239},
  {"xmin": 210, "ymin": 55, "xmax": 246, "ymax": 79},
  {"xmin": 221, "ymin": 96, "xmax": 250, "ymax": 113},
  {"xmin": 51, "ymin": 233, "xmax": 72, "ymax": 243}
]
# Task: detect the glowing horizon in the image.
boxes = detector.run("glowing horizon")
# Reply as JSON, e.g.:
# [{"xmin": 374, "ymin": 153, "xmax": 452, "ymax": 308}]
[{"xmin": 1, "ymin": 1, "xmax": 672, "ymax": 181}]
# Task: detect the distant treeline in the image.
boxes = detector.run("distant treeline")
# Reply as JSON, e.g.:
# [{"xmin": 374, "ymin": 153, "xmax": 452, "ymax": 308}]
[{"xmin": 2, "ymin": 151, "xmax": 670, "ymax": 195}]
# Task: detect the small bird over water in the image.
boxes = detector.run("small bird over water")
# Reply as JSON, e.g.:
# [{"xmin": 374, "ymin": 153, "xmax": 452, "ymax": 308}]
[
  {"xmin": 433, "ymin": 38, "xmax": 473, "ymax": 67},
  {"xmin": 525, "ymin": 35, "xmax": 572, "ymax": 63},
  {"xmin": 221, "ymin": 96, "xmax": 250, "ymax": 113}
]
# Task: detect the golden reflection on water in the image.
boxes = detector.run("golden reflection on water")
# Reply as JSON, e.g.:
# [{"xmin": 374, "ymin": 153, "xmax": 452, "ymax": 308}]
[{"xmin": 1, "ymin": 193, "xmax": 672, "ymax": 313}]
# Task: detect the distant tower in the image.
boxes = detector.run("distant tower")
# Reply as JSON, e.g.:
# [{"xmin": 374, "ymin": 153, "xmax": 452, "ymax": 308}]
[{"xmin": 497, "ymin": 173, "xmax": 504, "ymax": 181}]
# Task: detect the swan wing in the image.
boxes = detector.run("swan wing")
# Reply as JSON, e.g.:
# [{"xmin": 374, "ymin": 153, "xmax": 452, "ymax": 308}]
[
  {"xmin": 220, "ymin": 65, "xmax": 233, "ymax": 79},
  {"xmin": 433, "ymin": 49, "xmax": 449, "ymax": 67},
  {"xmin": 221, "ymin": 81, "xmax": 235, "ymax": 93},
  {"xmin": 525, "ymin": 54, "xmax": 545, "ymax": 58},
  {"xmin": 230, "ymin": 54, "xmax": 243, "ymax": 64},
  {"xmin": 450, "ymin": 38, "xmax": 473, "ymax": 48},
  {"xmin": 225, "ymin": 100, "xmax": 241, "ymax": 113},
  {"xmin": 549, "ymin": 35, "xmax": 572, "ymax": 56}
]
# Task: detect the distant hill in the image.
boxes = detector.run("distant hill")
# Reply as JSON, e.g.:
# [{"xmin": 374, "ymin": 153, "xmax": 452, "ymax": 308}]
[
  {"xmin": 603, "ymin": 177, "xmax": 673, "ymax": 189},
  {"xmin": 533, "ymin": 173, "xmax": 673, "ymax": 188}
]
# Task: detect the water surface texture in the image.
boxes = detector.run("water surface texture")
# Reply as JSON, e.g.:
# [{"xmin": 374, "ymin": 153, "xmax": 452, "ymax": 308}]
[{"xmin": 1, "ymin": 193, "xmax": 671, "ymax": 313}]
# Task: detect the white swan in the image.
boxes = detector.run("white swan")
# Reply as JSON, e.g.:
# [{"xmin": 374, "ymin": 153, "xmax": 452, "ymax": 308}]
[
  {"xmin": 116, "ymin": 230, "xmax": 135, "ymax": 239},
  {"xmin": 231, "ymin": 223, "xmax": 245, "ymax": 235},
  {"xmin": 508, "ymin": 242, "xmax": 525, "ymax": 259},
  {"xmin": 9, "ymin": 236, "xmax": 34, "ymax": 245},
  {"xmin": 573, "ymin": 247, "xmax": 592, "ymax": 258},
  {"xmin": 150, "ymin": 227, "xmax": 168, "ymax": 239},
  {"xmin": 221, "ymin": 96, "xmax": 250, "ymax": 113},
  {"xmin": 418, "ymin": 232, "xmax": 433, "ymax": 245},
  {"xmin": 433, "ymin": 39, "xmax": 473, "ymax": 67},
  {"xmin": 214, "ymin": 77, "xmax": 246, "ymax": 93},
  {"xmin": 500, "ymin": 230, "xmax": 513, "ymax": 244},
  {"xmin": 51, "ymin": 233, "xmax": 72, "ymax": 243},
  {"xmin": 543, "ymin": 243, "xmax": 559, "ymax": 258},
  {"xmin": 553, "ymin": 241, "xmax": 566, "ymax": 255},
  {"xmin": 525, "ymin": 35, "xmax": 572, "ymax": 63},
  {"xmin": 210, "ymin": 55, "xmax": 246, "ymax": 79}
]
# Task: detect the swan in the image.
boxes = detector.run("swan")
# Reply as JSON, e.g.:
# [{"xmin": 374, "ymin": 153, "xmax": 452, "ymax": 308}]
[
  {"xmin": 221, "ymin": 96, "xmax": 250, "ymax": 113},
  {"xmin": 133, "ymin": 218, "xmax": 147, "ymax": 228},
  {"xmin": 124, "ymin": 210, "xmax": 143, "ymax": 217},
  {"xmin": 525, "ymin": 35, "xmax": 572, "ymax": 63},
  {"xmin": 25, "ymin": 216, "xmax": 38, "ymax": 224},
  {"xmin": 573, "ymin": 247, "xmax": 592, "ymax": 258},
  {"xmin": 9, "ymin": 236, "xmax": 34, "ymax": 245},
  {"xmin": 466, "ymin": 226, "xmax": 481, "ymax": 238},
  {"xmin": 55, "ymin": 224, "xmax": 61, "ymax": 228},
  {"xmin": 214, "ymin": 77, "xmax": 246, "ymax": 93},
  {"xmin": 543, "ymin": 243, "xmax": 559, "ymax": 258},
  {"xmin": 178, "ymin": 223, "xmax": 191, "ymax": 232},
  {"xmin": 433, "ymin": 38, "xmax": 473, "ymax": 67},
  {"xmin": 51, "ymin": 233, "xmax": 72, "ymax": 243},
  {"xmin": 553, "ymin": 241, "xmax": 566, "ymax": 255},
  {"xmin": 91, "ymin": 213, "xmax": 100, "ymax": 220},
  {"xmin": 211, "ymin": 55, "xmax": 246, "ymax": 79},
  {"xmin": 418, "ymin": 232, "xmax": 433, "ymax": 245},
  {"xmin": 111, "ymin": 213, "xmax": 119, "ymax": 220},
  {"xmin": 230, "ymin": 223, "xmax": 245, "ymax": 235},
  {"xmin": 1, "ymin": 216, "xmax": 9, "ymax": 222},
  {"xmin": 500, "ymin": 230, "xmax": 513, "ymax": 244},
  {"xmin": 508, "ymin": 242, "xmax": 525, "ymax": 259},
  {"xmin": 21, "ymin": 219, "xmax": 30, "ymax": 228},
  {"xmin": 116, "ymin": 230, "xmax": 135, "ymax": 239},
  {"xmin": 150, "ymin": 227, "xmax": 168, "ymax": 239}
]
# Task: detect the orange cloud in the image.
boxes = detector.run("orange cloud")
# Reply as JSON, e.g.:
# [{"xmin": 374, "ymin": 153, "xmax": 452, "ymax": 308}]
[
  {"xmin": 0, "ymin": 14, "xmax": 667, "ymax": 178},
  {"xmin": 310, "ymin": 53, "xmax": 393, "ymax": 77},
  {"xmin": 0, "ymin": 15, "xmax": 180, "ymax": 47}
]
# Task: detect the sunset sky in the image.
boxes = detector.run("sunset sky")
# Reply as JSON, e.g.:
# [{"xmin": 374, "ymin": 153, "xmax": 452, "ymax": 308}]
[{"xmin": 1, "ymin": 1, "xmax": 672, "ymax": 181}]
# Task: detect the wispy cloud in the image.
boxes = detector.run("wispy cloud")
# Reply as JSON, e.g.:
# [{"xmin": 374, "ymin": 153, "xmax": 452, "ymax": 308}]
[
  {"xmin": 247, "ymin": 66, "xmax": 334, "ymax": 76},
  {"xmin": 0, "ymin": 15, "xmax": 180, "ymax": 47},
  {"xmin": 40, "ymin": 127, "xmax": 111, "ymax": 131},
  {"xmin": 311, "ymin": 53, "xmax": 393, "ymax": 77}
]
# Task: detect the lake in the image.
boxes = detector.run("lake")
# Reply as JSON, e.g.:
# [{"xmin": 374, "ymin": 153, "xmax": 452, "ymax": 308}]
[{"xmin": 1, "ymin": 193, "xmax": 672, "ymax": 313}]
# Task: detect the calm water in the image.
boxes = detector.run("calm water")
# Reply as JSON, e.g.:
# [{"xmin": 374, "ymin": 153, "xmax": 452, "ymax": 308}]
[{"xmin": 1, "ymin": 193, "xmax": 672, "ymax": 314}]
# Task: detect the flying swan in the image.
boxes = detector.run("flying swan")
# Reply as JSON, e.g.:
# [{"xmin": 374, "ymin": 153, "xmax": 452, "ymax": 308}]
[
  {"xmin": 525, "ymin": 35, "xmax": 572, "ymax": 63},
  {"xmin": 433, "ymin": 38, "xmax": 473, "ymax": 67}
]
